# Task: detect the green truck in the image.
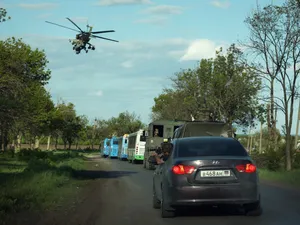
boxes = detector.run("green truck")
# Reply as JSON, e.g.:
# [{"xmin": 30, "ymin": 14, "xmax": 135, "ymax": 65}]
[{"xmin": 143, "ymin": 120, "xmax": 231, "ymax": 170}]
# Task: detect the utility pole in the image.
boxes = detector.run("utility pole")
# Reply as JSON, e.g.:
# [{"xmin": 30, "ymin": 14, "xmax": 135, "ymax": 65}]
[
  {"xmin": 259, "ymin": 121, "xmax": 263, "ymax": 153},
  {"xmin": 92, "ymin": 118, "xmax": 97, "ymax": 150},
  {"xmin": 294, "ymin": 99, "xmax": 300, "ymax": 150}
]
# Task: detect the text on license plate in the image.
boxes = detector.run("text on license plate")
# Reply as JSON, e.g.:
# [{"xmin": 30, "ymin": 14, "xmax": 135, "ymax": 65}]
[{"xmin": 200, "ymin": 170, "xmax": 231, "ymax": 177}]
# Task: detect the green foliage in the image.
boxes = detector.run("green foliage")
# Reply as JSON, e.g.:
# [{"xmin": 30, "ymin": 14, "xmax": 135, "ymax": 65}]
[
  {"xmin": 105, "ymin": 111, "xmax": 145, "ymax": 136},
  {"xmin": 0, "ymin": 37, "xmax": 51, "ymax": 84},
  {"xmin": 0, "ymin": 8, "xmax": 10, "ymax": 23},
  {"xmin": 152, "ymin": 44, "xmax": 262, "ymax": 131},
  {"xmin": 0, "ymin": 37, "xmax": 53, "ymax": 150}
]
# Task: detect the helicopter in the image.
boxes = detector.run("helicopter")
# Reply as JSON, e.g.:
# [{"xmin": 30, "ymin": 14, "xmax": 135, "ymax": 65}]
[{"xmin": 45, "ymin": 17, "xmax": 118, "ymax": 54}]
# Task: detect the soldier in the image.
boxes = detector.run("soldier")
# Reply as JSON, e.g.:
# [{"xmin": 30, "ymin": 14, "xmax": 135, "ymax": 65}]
[{"xmin": 153, "ymin": 142, "xmax": 173, "ymax": 165}]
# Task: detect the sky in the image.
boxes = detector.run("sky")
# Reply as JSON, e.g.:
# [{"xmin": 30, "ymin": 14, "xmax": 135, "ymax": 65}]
[{"xmin": 1, "ymin": 0, "xmax": 298, "ymax": 134}]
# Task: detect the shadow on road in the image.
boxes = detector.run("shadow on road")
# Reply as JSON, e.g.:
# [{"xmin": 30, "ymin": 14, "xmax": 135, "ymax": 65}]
[
  {"xmin": 175, "ymin": 205, "xmax": 244, "ymax": 217},
  {"xmin": 74, "ymin": 170, "xmax": 138, "ymax": 179}
]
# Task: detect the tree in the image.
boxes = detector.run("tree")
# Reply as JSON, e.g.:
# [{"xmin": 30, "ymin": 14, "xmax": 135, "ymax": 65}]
[
  {"xmin": 244, "ymin": 0, "xmax": 300, "ymax": 170},
  {"xmin": 0, "ymin": 8, "xmax": 10, "ymax": 23},
  {"xmin": 22, "ymin": 83, "xmax": 54, "ymax": 149},
  {"xmin": 151, "ymin": 89, "xmax": 191, "ymax": 121},
  {"xmin": 0, "ymin": 38, "xmax": 51, "ymax": 150},
  {"xmin": 106, "ymin": 111, "xmax": 145, "ymax": 136},
  {"xmin": 208, "ymin": 45, "xmax": 261, "ymax": 134},
  {"xmin": 153, "ymin": 45, "xmax": 261, "ymax": 135},
  {"xmin": 53, "ymin": 102, "xmax": 81, "ymax": 149}
]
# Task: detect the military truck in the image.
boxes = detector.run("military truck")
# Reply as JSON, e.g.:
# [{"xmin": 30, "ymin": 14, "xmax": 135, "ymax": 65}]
[
  {"xmin": 172, "ymin": 120, "xmax": 230, "ymax": 139},
  {"xmin": 143, "ymin": 120, "xmax": 185, "ymax": 170},
  {"xmin": 143, "ymin": 120, "xmax": 232, "ymax": 170}
]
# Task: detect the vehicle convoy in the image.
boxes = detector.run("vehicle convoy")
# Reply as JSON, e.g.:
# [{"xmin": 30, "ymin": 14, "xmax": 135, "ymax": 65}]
[
  {"xmin": 152, "ymin": 136, "xmax": 262, "ymax": 218},
  {"xmin": 127, "ymin": 129, "xmax": 146, "ymax": 164},
  {"xmin": 118, "ymin": 134, "xmax": 129, "ymax": 160},
  {"xmin": 109, "ymin": 136, "xmax": 119, "ymax": 158},
  {"xmin": 102, "ymin": 138, "xmax": 110, "ymax": 157},
  {"xmin": 144, "ymin": 120, "xmax": 231, "ymax": 170}
]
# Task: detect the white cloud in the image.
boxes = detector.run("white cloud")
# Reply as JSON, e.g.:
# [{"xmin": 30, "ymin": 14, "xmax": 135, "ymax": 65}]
[
  {"xmin": 95, "ymin": 90, "xmax": 103, "ymax": 96},
  {"xmin": 143, "ymin": 5, "xmax": 183, "ymax": 14},
  {"xmin": 121, "ymin": 60, "xmax": 134, "ymax": 68},
  {"xmin": 96, "ymin": 0, "xmax": 152, "ymax": 6},
  {"xmin": 180, "ymin": 39, "xmax": 227, "ymax": 61},
  {"xmin": 210, "ymin": 0, "xmax": 230, "ymax": 9},
  {"xmin": 87, "ymin": 90, "xmax": 103, "ymax": 97},
  {"xmin": 17, "ymin": 3, "xmax": 59, "ymax": 10},
  {"xmin": 135, "ymin": 16, "xmax": 167, "ymax": 25}
]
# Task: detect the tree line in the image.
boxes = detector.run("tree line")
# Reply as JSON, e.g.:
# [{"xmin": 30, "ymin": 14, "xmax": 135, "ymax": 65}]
[
  {"xmin": 151, "ymin": 0, "xmax": 300, "ymax": 171},
  {"xmin": 0, "ymin": 12, "xmax": 145, "ymax": 151}
]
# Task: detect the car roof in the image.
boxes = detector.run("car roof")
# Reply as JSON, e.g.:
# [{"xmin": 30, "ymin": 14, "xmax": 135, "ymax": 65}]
[{"xmin": 175, "ymin": 136, "xmax": 235, "ymax": 142}]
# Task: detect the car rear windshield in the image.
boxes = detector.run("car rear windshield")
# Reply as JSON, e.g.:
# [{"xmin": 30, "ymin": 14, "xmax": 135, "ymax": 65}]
[{"xmin": 176, "ymin": 138, "xmax": 248, "ymax": 157}]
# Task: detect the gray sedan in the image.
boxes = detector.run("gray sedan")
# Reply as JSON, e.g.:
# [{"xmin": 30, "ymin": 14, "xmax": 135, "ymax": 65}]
[{"xmin": 152, "ymin": 136, "xmax": 262, "ymax": 218}]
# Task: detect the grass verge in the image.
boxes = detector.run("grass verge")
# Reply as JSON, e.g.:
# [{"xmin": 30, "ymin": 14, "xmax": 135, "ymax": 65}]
[
  {"xmin": 259, "ymin": 168, "xmax": 300, "ymax": 188},
  {"xmin": 0, "ymin": 149, "xmax": 89, "ymax": 222}
]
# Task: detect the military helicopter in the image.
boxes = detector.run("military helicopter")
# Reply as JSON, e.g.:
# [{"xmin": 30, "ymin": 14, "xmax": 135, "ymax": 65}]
[{"xmin": 45, "ymin": 17, "xmax": 118, "ymax": 54}]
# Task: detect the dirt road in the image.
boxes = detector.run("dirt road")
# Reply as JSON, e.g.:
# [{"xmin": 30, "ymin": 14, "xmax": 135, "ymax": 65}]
[{"xmin": 7, "ymin": 157, "xmax": 300, "ymax": 225}]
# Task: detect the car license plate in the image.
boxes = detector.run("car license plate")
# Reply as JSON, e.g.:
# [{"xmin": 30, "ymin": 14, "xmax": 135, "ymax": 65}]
[{"xmin": 200, "ymin": 170, "xmax": 230, "ymax": 177}]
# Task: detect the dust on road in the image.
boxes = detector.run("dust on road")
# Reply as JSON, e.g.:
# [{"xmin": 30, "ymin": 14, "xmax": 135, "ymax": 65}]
[{"xmin": 6, "ymin": 156, "xmax": 300, "ymax": 225}]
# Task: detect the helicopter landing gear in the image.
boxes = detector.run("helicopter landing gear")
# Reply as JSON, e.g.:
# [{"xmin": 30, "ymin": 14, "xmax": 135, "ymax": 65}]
[{"xmin": 86, "ymin": 43, "xmax": 95, "ymax": 51}]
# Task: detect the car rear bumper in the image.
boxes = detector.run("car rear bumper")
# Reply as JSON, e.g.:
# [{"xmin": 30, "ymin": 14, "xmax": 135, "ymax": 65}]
[{"xmin": 167, "ymin": 184, "xmax": 259, "ymax": 206}]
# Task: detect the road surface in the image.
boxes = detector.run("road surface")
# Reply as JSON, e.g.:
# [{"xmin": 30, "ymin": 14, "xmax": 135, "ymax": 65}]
[{"xmin": 9, "ymin": 157, "xmax": 300, "ymax": 225}]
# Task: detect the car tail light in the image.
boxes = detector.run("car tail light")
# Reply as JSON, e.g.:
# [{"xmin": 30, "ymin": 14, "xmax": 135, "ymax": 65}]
[
  {"xmin": 236, "ymin": 164, "xmax": 256, "ymax": 173},
  {"xmin": 172, "ymin": 165, "xmax": 195, "ymax": 175}
]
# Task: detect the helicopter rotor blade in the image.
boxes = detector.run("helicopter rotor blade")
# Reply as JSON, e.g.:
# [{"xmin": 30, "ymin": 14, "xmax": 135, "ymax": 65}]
[
  {"xmin": 66, "ymin": 17, "xmax": 83, "ymax": 32},
  {"xmin": 45, "ymin": 21, "xmax": 79, "ymax": 32},
  {"xmin": 91, "ymin": 35, "xmax": 119, "ymax": 42},
  {"xmin": 91, "ymin": 30, "xmax": 115, "ymax": 34}
]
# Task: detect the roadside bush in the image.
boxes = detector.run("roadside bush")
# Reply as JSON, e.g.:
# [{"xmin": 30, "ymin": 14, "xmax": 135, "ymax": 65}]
[
  {"xmin": 0, "ymin": 149, "xmax": 84, "ymax": 217},
  {"xmin": 292, "ymin": 151, "xmax": 300, "ymax": 169},
  {"xmin": 17, "ymin": 148, "xmax": 49, "ymax": 161},
  {"xmin": 251, "ymin": 149, "xmax": 283, "ymax": 171},
  {"xmin": 17, "ymin": 149, "xmax": 80, "ymax": 162}
]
